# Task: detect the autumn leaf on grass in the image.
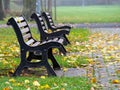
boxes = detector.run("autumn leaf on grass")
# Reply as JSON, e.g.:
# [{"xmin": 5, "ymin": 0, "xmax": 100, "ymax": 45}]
[
  {"xmin": 26, "ymin": 87, "xmax": 31, "ymax": 90},
  {"xmin": 90, "ymin": 87, "xmax": 95, "ymax": 90},
  {"xmin": 2, "ymin": 87, "xmax": 11, "ymax": 90},
  {"xmin": 40, "ymin": 76, "xmax": 46, "ymax": 79},
  {"xmin": 112, "ymin": 79, "xmax": 120, "ymax": 84},
  {"xmin": 25, "ymin": 80, "xmax": 30, "ymax": 84},
  {"xmin": 61, "ymin": 88, "xmax": 65, "ymax": 90},
  {"xmin": 33, "ymin": 80, "xmax": 40, "ymax": 87},
  {"xmin": 39, "ymin": 84, "xmax": 50, "ymax": 89},
  {"xmin": 9, "ymin": 78, "xmax": 16, "ymax": 83},
  {"xmin": 9, "ymin": 69, "xmax": 14, "ymax": 74}
]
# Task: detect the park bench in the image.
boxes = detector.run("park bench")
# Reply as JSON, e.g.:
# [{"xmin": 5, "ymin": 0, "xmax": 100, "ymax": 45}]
[
  {"xmin": 7, "ymin": 16, "xmax": 67, "ymax": 76},
  {"xmin": 31, "ymin": 13, "xmax": 70, "ymax": 45},
  {"xmin": 41, "ymin": 12, "xmax": 72, "ymax": 32}
]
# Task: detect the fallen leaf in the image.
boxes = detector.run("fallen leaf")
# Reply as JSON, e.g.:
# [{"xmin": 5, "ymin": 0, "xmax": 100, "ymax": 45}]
[
  {"xmin": 9, "ymin": 78, "xmax": 16, "ymax": 83},
  {"xmin": 2, "ymin": 87, "xmax": 11, "ymax": 90},
  {"xmin": 91, "ymin": 77, "xmax": 97, "ymax": 83},
  {"xmin": 112, "ymin": 79, "xmax": 120, "ymax": 84},
  {"xmin": 33, "ymin": 80, "xmax": 40, "ymax": 87},
  {"xmin": 40, "ymin": 76, "xmax": 46, "ymax": 79},
  {"xmin": 90, "ymin": 87, "xmax": 95, "ymax": 90},
  {"xmin": 25, "ymin": 80, "xmax": 30, "ymax": 84}
]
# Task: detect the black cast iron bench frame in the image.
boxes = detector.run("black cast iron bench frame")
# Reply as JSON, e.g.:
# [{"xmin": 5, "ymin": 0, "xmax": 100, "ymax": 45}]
[{"xmin": 7, "ymin": 16, "xmax": 66, "ymax": 76}]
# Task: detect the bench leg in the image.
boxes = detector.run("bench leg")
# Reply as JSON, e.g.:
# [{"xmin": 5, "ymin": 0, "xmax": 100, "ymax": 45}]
[
  {"xmin": 13, "ymin": 51, "xmax": 27, "ymax": 76},
  {"xmin": 43, "ymin": 50, "xmax": 57, "ymax": 76},
  {"xmin": 13, "ymin": 62, "xmax": 25, "ymax": 76},
  {"xmin": 63, "ymin": 35, "xmax": 70, "ymax": 45},
  {"xmin": 48, "ymin": 48, "xmax": 61, "ymax": 70}
]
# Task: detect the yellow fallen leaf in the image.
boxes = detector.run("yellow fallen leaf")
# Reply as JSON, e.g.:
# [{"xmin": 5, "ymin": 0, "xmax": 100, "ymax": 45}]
[
  {"xmin": 25, "ymin": 80, "xmax": 30, "ymax": 84},
  {"xmin": 33, "ymin": 81, "xmax": 40, "ymax": 87},
  {"xmin": 2, "ymin": 87, "xmax": 11, "ymax": 90},
  {"xmin": 48, "ymin": 29, "xmax": 52, "ymax": 33},
  {"xmin": 112, "ymin": 79, "xmax": 120, "ymax": 84},
  {"xmin": 63, "ymin": 68, "xmax": 68, "ymax": 72},
  {"xmin": 9, "ymin": 78, "xmax": 16, "ymax": 83},
  {"xmin": 9, "ymin": 69, "xmax": 14, "ymax": 74},
  {"xmin": 87, "ymin": 59, "xmax": 95, "ymax": 65},
  {"xmin": 26, "ymin": 87, "xmax": 31, "ymax": 90},
  {"xmin": 40, "ymin": 84, "xmax": 50, "ymax": 89},
  {"xmin": 40, "ymin": 76, "xmax": 46, "ymax": 79},
  {"xmin": 16, "ymin": 18, "xmax": 21, "ymax": 23},
  {"xmin": 90, "ymin": 87, "xmax": 95, "ymax": 90},
  {"xmin": 91, "ymin": 77, "xmax": 97, "ymax": 83},
  {"xmin": 116, "ymin": 70, "xmax": 120, "ymax": 74},
  {"xmin": 61, "ymin": 88, "xmax": 65, "ymax": 90}
]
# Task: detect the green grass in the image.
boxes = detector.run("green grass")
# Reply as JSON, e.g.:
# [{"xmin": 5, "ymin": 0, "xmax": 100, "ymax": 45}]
[
  {"xmin": 0, "ymin": 76, "xmax": 91, "ymax": 90},
  {"xmin": 53, "ymin": 5, "xmax": 120, "ymax": 23},
  {"xmin": 54, "ymin": 55, "xmax": 89, "ymax": 68},
  {"xmin": 0, "ymin": 5, "xmax": 120, "ymax": 24}
]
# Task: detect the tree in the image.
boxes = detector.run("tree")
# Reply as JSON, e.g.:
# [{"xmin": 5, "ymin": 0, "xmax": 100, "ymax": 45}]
[
  {"xmin": 22, "ymin": 0, "xmax": 36, "ymax": 20},
  {"xmin": 3, "ymin": 0, "xmax": 10, "ymax": 14},
  {"xmin": 0, "ymin": 0, "xmax": 5, "ymax": 20},
  {"xmin": 48, "ymin": 0, "xmax": 52, "ymax": 15}
]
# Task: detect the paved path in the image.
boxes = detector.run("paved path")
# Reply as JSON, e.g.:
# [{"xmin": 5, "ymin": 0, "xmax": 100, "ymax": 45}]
[
  {"xmin": 89, "ymin": 28, "xmax": 120, "ymax": 90},
  {"xmin": 1, "ymin": 23, "xmax": 120, "ymax": 28},
  {"xmin": 73, "ymin": 23, "xmax": 120, "ymax": 28}
]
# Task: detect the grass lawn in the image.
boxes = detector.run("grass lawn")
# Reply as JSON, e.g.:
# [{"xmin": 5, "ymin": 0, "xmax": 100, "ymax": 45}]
[
  {"xmin": 0, "ymin": 27, "xmax": 92, "ymax": 89},
  {"xmin": 0, "ymin": 76, "xmax": 91, "ymax": 90},
  {"xmin": 54, "ymin": 5, "xmax": 120, "ymax": 23},
  {"xmin": 0, "ymin": 5, "xmax": 120, "ymax": 24}
]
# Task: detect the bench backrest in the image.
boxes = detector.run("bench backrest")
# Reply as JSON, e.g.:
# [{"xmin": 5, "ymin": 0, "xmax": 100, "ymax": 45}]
[
  {"xmin": 7, "ymin": 16, "xmax": 40, "ymax": 48},
  {"xmin": 42, "ymin": 12, "xmax": 55, "ymax": 31},
  {"xmin": 31, "ymin": 13, "xmax": 49, "ymax": 41}
]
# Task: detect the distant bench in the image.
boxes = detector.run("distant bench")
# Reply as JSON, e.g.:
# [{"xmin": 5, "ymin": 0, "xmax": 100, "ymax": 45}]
[{"xmin": 31, "ymin": 12, "xmax": 71, "ymax": 45}]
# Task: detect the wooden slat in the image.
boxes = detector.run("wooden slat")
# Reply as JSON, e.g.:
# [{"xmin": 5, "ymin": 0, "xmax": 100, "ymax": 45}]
[
  {"xmin": 23, "ymin": 33, "xmax": 31, "ymax": 39},
  {"xmin": 21, "ymin": 27, "xmax": 29, "ymax": 33},
  {"xmin": 32, "ymin": 42, "xmax": 40, "ymax": 46},
  {"xmin": 49, "ymin": 19, "xmax": 52, "ymax": 22},
  {"xmin": 26, "ymin": 39, "xmax": 34, "ymax": 45},
  {"xmin": 53, "ymin": 38, "xmax": 58, "ymax": 41},
  {"xmin": 44, "ymin": 29, "xmax": 48, "ymax": 33},
  {"xmin": 41, "ymin": 21, "xmax": 44, "ymax": 25},
  {"xmin": 42, "ymin": 26, "xmax": 46, "ymax": 30},
  {"xmin": 50, "ymin": 23, "xmax": 54, "ymax": 25},
  {"xmin": 47, "ymin": 16, "xmax": 51, "ymax": 19},
  {"xmin": 58, "ymin": 38, "xmax": 64, "ymax": 44},
  {"xmin": 46, "ymin": 12, "xmax": 49, "ymax": 15},
  {"xmin": 41, "ymin": 41, "xmax": 47, "ymax": 44},
  {"xmin": 37, "ymin": 13, "xmax": 40, "ymax": 17},
  {"xmin": 18, "ymin": 21, "xmax": 27, "ymax": 28},
  {"xmin": 15, "ymin": 17, "xmax": 24, "ymax": 22},
  {"xmin": 38, "ymin": 17, "xmax": 42, "ymax": 21}
]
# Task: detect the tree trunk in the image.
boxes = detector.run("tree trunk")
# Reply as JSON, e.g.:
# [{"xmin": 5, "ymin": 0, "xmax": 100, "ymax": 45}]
[
  {"xmin": 0, "ymin": 0, "xmax": 5, "ymax": 20},
  {"xmin": 22, "ymin": 0, "xmax": 36, "ymax": 20},
  {"xmin": 3, "ymin": 0, "xmax": 10, "ymax": 14},
  {"xmin": 48, "ymin": 0, "xmax": 52, "ymax": 15}
]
